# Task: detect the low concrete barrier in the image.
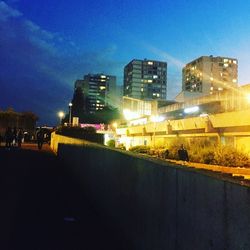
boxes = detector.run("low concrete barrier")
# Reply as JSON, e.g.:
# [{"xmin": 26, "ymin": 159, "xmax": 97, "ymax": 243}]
[
  {"xmin": 57, "ymin": 141, "xmax": 250, "ymax": 250},
  {"xmin": 50, "ymin": 132, "xmax": 89, "ymax": 153}
]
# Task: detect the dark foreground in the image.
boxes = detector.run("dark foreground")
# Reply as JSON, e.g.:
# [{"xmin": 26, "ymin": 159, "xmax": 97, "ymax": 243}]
[{"xmin": 0, "ymin": 143, "xmax": 121, "ymax": 250}]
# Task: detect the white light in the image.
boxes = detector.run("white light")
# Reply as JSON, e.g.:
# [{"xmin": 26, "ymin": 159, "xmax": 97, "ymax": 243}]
[
  {"xmin": 200, "ymin": 113, "xmax": 209, "ymax": 117},
  {"xmin": 246, "ymin": 94, "xmax": 250, "ymax": 103},
  {"xmin": 123, "ymin": 109, "xmax": 140, "ymax": 121},
  {"xmin": 150, "ymin": 115, "xmax": 165, "ymax": 123},
  {"xmin": 69, "ymin": 102, "xmax": 73, "ymax": 107},
  {"xmin": 184, "ymin": 106, "xmax": 199, "ymax": 114},
  {"xmin": 58, "ymin": 111, "xmax": 65, "ymax": 119}
]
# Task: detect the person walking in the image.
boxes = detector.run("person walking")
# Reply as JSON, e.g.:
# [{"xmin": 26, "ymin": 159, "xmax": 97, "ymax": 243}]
[
  {"xmin": 17, "ymin": 129, "xmax": 24, "ymax": 148},
  {"xmin": 178, "ymin": 144, "xmax": 189, "ymax": 162},
  {"xmin": 5, "ymin": 127, "xmax": 13, "ymax": 149},
  {"xmin": 12, "ymin": 127, "xmax": 17, "ymax": 147},
  {"xmin": 36, "ymin": 128, "xmax": 44, "ymax": 150}
]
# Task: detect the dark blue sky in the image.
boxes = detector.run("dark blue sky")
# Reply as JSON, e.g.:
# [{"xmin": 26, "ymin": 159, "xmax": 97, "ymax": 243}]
[{"xmin": 1, "ymin": 0, "xmax": 250, "ymax": 125}]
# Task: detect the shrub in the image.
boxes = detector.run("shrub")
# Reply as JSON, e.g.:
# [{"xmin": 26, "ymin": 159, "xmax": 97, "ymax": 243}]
[
  {"xmin": 213, "ymin": 146, "xmax": 250, "ymax": 167},
  {"xmin": 117, "ymin": 143, "xmax": 126, "ymax": 150},
  {"xmin": 129, "ymin": 145, "xmax": 151, "ymax": 154},
  {"xmin": 107, "ymin": 139, "xmax": 115, "ymax": 147},
  {"xmin": 150, "ymin": 147, "xmax": 170, "ymax": 159}
]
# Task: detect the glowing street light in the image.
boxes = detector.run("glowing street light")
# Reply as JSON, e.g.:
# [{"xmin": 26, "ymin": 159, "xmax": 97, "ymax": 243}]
[
  {"xmin": 69, "ymin": 102, "xmax": 73, "ymax": 126},
  {"xmin": 58, "ymin": 111, "xmax": 65, "ymax": 125}
]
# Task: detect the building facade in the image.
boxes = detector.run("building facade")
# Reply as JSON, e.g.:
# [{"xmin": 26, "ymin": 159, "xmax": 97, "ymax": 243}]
[
  {"xmin": 177, "ymin": 56, "xmax": 238, "ymax": 101},
  {"xmin": 123, "ymin": 59, "xmax": 167, "ymax": 100},
  {"xmin": 83, "ymin": 74, "xmax": 117, "ymax": 113}
]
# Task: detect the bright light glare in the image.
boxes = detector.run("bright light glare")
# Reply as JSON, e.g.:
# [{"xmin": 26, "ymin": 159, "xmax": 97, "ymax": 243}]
[
  {"xmin": 150, "ymin": 115, "xmax": 165, "ymax": 122},
  {"xmin": 112, "ymin": 122, "xmax": 118, "ymax": 128},
  {"xmin": 123, "ymin": 109, "xmax": 140, "ymax": 120},
  {"xmin": 184, "ymin": 106, "xmax": 199, "ymax": 114},
  {"xmin": 246, "ymin": 94, "xmax": 250, "ymax": 104},
  {"xmin": 58, "ymin": 111, "xmax": 65, "ymax": 118},
  {"xmin": 200, "ymin": 113, "xmax": 209, "ymax": 117}
]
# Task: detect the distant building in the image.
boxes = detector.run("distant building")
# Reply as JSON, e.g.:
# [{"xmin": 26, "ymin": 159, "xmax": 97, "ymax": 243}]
[
  {"xmin": 83, "ymin": 73, "xmax": 117, "ymax": 113},
  {"xmin": 176, "ymin": 56, "xmax": 238, "ymax": 101},
  {"xmin": 74, "ymin": 79, "xmax": 84, "ymax": 91},
  {"xmin": 123, "ymin": 59, "xmax": 167, "ymax": 100}
]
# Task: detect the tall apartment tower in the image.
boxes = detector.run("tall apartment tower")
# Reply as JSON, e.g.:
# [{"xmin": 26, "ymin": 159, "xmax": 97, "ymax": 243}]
[
  {"xmin": 83, "ymin": 73, "xmax": 116, "ymax": 113},
  {"xmin": 177, "ymin": 56, "xmax": 238, "ymax": 101},
  {"xmin": 124, "ymin": 59, "xmax": 167, "ymax": 100}
]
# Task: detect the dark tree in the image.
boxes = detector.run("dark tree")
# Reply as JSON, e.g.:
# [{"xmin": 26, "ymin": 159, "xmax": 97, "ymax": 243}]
[{"xmin": 71, "ymin": 87, "xmax": 85, "ymax": 121}]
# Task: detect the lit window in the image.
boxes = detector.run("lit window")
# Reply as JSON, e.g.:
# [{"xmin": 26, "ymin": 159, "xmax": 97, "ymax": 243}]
[
  {"xmin": 141, "ymin": 88, "xmax": 144, "ymax": 92},
  {"xmin": 224, "ymin": 63, "xmax": 228, "ymax": 67},
  {"xmin": 148, "ymin": 61, "xmax": 153, "ymax": 65},
  {"xmin": 229, "ymin": 60, "xmax": 232, "ymax": 63},
  {"xmin": 100, "ymin": 86, "xmax": 106, "ymax": 90},
  {"xmin": 100, "ymin": 75, "xmax": 106, "ymax": 79},
  {"xmin": 232, "ymin": 79, "xmax": 237, "ymax": 83},
  {"xmin": 224, "ymin": 59, "xmax": 228, "ymax": 63},
  {"xmin": 233, "ymin": 60, "xmax": 237, "ymax": 64},
  {"xmin": 148, "ymin": 79, "xmax": 153, "ymax": 83},
  {"xmin": 153, "ymin": 75, "xmax": 158, "ymax": 79},
  {"xmin": 210, "ymin": 86, "xmax": 214, "ymax": 90},
  {"xmin": 156, "ymin": 93, "xmax": 160, "ymax": 97},
  {"xmin": 218, "ymin": 87, "xmax": 223, "ymax": 91},
  {"xmin": 210, "ymin": 77, "xmax": 214, "ymax": 81},
  {"xmin": 97, "ymin": 100, "xmax": 100, "ymax": 103}
]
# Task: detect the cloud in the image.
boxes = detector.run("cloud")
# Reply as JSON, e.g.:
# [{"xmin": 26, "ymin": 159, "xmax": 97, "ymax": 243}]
[
  {"xmin": 0, "ymin": 1, "xmax": 122, "ymax": 125},
  {"xmin": 0, "ymin": 1, "xmax": 21, "ymax": 20}
]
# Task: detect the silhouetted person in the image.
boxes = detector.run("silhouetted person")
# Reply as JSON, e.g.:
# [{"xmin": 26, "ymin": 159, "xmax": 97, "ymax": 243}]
[
  {"xmin": 178, "ymin": 144, "xmax": 189, "ymax": 161},
  {"xmin": 36, "ymin": 128, "xmax": 44, "ymax": 150},
  {"xmin": 12, "ymin": 127, "xmax": 17, "ymax": 146},
  {"xmin": 17, "ymin": 129, "xmax": 24, "ymax": 148},
  {"xmin": 5, "ymin": 127, "xmax": 13, "ymax": 149}
]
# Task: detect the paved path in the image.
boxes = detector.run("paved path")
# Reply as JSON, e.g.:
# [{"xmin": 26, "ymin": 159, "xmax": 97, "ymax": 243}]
[{"xmin": 0, "ymin": 143, "xmax": 122, "ymax": 250}]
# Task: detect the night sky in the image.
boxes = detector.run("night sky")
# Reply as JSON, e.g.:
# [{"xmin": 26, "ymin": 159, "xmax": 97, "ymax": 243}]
[{"xmin": 1, "ymin": 0, "xmax": 250, "ymax": 125}]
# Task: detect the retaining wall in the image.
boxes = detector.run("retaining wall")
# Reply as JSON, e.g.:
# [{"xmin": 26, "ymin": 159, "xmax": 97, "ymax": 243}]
[{"xmin": 57, "ymin": 142, "xmax": 250, "ymax": 250}]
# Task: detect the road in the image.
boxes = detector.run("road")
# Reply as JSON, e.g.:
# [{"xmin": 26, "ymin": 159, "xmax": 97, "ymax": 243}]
[{"xmin": 0, "ymin": 143, "xmax": 122, "ymax": 250}]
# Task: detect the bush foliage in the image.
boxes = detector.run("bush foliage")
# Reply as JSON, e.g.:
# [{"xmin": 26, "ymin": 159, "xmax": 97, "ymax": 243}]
[
  {"xmin": 126, "ymin": 137, "xmax": 250, "ymax": 168},
  {"xmin": 129, "ymin": 145, "xmax": 151, "ymax": 154}
]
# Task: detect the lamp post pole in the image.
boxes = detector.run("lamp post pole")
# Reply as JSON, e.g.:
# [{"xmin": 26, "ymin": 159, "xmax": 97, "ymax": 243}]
[{"xmin": 69, "ymin": 102, "xmax": 72, "ymax": 126}]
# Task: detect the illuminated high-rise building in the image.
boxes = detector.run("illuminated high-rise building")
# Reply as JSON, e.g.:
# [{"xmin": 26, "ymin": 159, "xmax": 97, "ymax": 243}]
[
  {"xmin": 83, "ymin": 73, "xmax": 116, "ymax": 113},
  {"xmin": 176, "ymin": 56, "xmax": 238, "ymax": 101},
  {"xmin": 123, "ymin": 59, "xmax": 167, "ymax": 100}
]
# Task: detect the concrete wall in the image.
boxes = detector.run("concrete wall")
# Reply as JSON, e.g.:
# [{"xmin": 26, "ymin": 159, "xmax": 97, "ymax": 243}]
[{"xmin": 58, "ymin": 142, "xmax": 250, "ymax": 250}]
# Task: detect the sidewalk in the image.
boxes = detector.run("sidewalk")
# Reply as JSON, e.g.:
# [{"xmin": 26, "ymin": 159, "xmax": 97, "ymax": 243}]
[{"xmin": 0, "ymin": 143, "xmax": 122, "ymax": 250}]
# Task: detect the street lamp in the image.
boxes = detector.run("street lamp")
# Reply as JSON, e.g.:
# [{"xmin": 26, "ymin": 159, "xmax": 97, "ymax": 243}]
[
  {"xmin": 68, "ymin": 102, "xmax": 73, "ymax": 126},
  {"xmin": 58, "ymin": 111, "xmax": 65, "ymax": 125}
]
